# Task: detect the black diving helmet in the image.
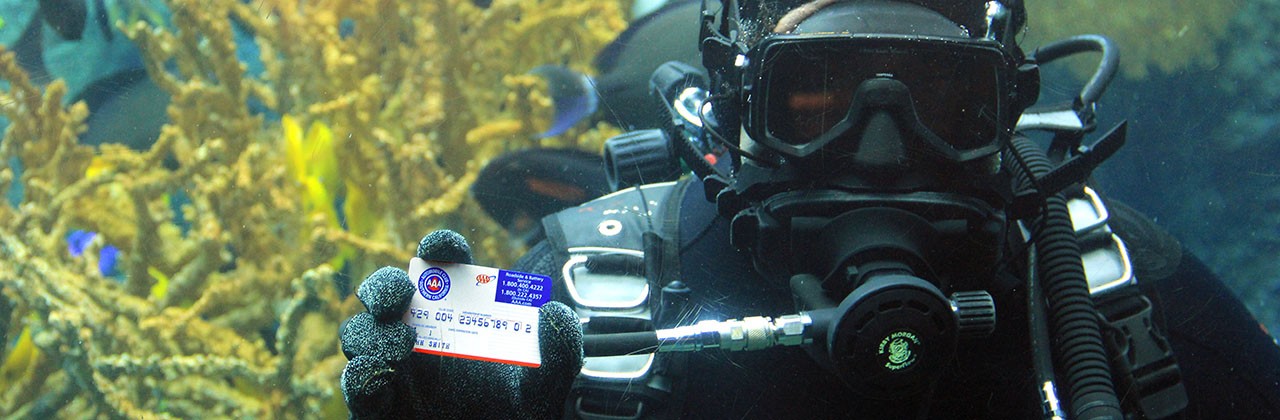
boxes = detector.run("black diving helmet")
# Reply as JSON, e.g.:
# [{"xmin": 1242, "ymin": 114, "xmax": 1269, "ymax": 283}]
[
  {"xmin": 707, "ymin": 0, "xmax": 1032, "ymax": 180},
  {"xmin": 695, "ymin": 0, "xmax": 1031, "ymax": 399},
  {"xmin": 741, "ymin": 33, "xmax": 1019, "ymax": 163}
]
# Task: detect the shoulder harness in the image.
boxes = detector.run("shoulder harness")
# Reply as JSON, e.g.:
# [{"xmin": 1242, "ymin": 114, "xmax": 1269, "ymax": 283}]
[
  {"xmin": 1067, "ymin": 185, "xmax": 1188, "ymax": 419},
  {"xmin": 542, "ymin": 180, "xmax": 691, "ymax": 420}
]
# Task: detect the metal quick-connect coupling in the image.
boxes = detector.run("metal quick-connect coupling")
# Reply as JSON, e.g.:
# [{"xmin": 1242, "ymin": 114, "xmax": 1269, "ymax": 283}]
[{"xmin": 655, "ymin": 314, "xmax": 813, "ymax": 352}]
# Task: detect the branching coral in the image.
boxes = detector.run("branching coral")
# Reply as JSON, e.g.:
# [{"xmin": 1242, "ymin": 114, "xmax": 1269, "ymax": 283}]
[
  {"xmin": 0, "ymin": 0, "xmax": 626, "ymax": 416},
  {"xmin": 1024, "ymin": 0, "xmax": 1236, "ymax": 79}
]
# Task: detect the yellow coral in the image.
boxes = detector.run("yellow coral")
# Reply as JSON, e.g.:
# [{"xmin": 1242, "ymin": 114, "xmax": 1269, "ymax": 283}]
[
  {"xmin": 1024, "ymin": 0, "xmax": 1235, "ymax": 79},
  {"xmin": 0, "ymin": 0, "xmax": 628, "ymax": 416}
]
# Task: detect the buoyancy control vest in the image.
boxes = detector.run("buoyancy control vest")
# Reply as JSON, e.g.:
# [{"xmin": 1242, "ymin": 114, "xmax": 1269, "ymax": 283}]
[
  {"xmin": 542, "ymin": 177, "xmax": 1186, "ymax": 419},
  {"xmin": 542, "ymin": 180, "xmax": 691, "ymax": 419}
]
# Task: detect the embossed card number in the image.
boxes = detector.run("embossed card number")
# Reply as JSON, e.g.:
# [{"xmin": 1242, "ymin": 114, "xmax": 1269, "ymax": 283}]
[{"xmin": 402, "ymin": 257, "xmax": 551, "ymax": 367}]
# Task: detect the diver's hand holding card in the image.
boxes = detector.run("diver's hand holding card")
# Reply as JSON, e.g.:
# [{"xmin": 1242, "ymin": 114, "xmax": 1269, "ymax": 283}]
[{"xmin": 403, "ymin": 257, "xmax": 553, "ymax": 367}]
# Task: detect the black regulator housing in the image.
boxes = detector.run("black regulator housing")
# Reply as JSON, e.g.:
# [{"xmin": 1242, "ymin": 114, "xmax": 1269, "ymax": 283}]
[{"xmin": 727, "ymin": 190, "xmax": 1003, "ymax": 399}]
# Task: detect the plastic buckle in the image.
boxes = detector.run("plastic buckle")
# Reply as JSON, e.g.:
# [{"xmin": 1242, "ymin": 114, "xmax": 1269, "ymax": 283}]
[{"xmin": 1099, "ymin": 295, "xmax": 1188, "ymax": 419}]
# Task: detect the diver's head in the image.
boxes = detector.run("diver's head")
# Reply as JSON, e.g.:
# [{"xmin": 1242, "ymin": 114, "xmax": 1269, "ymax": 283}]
[
  {"xmin": 707, "ymin": 0, "xmax": 1032, "ymax": 191},
  {"xmin": 700, "ymin": 0, "xmax": 1035, "ymax": 283},
  {"xmin": 697, "ymin": 1, "xmax": 1035, "ymax": 399}
]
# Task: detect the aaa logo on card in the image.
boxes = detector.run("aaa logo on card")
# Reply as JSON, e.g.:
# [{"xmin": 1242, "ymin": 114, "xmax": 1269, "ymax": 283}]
[
  {"xmin": 419, "ymin": 267, "xmax": 451, "ymax": 301},
  {"xmin": 475, "ymin": 273, "xmax": 494, "ymax": 285}
]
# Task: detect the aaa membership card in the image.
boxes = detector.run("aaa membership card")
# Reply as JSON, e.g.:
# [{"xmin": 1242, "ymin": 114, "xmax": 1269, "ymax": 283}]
[{"xmin": 403, "ymin": 257, "xmax": 552, "ymax": 367}]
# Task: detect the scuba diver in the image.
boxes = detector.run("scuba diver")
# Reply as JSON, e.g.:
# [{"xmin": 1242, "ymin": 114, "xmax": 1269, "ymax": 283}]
[{"xmin": 339, "ymin": 0, "xmax": 1280, "ymax": 418}]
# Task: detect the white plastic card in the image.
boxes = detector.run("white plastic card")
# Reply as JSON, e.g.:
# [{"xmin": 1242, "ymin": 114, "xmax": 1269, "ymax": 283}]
[{"xmin": 403, "ymin": 257, "xmax": 551, "ymax": 367}]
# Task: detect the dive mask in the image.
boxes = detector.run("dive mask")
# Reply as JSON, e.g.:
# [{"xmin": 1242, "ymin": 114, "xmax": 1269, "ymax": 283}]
[{"xmin": 741, "ymin": 34, "xmax": 1018, "ymax": 162}]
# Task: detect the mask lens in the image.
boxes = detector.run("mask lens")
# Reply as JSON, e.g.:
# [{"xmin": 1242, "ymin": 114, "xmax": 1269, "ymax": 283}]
[
  {"xmin": 908, "ymin": 49, "xmax": 1001, "ymax": 149},
  {"xmin": 764, "ymin": 46, "xmax": 867, "ymax": 144},
  {"xmin": 760, "ymin": 39, "xmax": 1005, "ymax": 151}
]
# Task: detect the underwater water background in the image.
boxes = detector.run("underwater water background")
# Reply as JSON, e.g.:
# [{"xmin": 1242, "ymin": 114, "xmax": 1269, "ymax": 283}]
[{"xmin": 0, "ymin": 0, "xmax": 1277, "ymax": 417}]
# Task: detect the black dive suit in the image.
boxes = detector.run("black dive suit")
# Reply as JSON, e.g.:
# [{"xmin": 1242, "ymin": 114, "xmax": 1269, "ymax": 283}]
[{"xmin": 515, "ymin": 177, "xmax": 1280, "ymax": 419}]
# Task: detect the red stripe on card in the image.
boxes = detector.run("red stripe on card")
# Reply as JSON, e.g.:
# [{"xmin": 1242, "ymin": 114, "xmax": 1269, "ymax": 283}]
[{"xmin": 413, "ymin": 347, "xmax": 542, "ymax": 368}]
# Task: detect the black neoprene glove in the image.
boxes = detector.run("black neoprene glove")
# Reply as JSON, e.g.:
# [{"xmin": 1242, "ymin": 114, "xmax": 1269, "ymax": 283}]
[{"xmin": 339, "ymin": 230, "xmax": 584, "ymax": 419}]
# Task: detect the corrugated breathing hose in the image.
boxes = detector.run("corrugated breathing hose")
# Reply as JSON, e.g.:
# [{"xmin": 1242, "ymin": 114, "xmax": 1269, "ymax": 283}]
[{"xmin": 1008, "ymin": 136, "xmax": 1123, "ymax": 419}]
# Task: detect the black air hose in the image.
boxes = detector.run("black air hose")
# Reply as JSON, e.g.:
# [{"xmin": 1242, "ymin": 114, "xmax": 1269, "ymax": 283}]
[
  {"xmin": 1007, "ymin": 136, "xmax": 1122, "ymax": 419},
  {"xmin": 1031, "ymin": 35, "xmax": 1118, "ymax": 108},
  {"xmin": 583, "ymin": 331, "xmax": 659, "ymax": 357}
]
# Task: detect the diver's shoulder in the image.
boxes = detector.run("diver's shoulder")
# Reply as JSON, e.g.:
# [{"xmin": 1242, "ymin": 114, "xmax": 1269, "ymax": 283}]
[
  {"xmin": 512, "ymin": 240, "xmax": 559, "ymax": 276},
  {"xmin": 547, "ymin": 180, "xmax": 684, "ymax": 228},
  {"xmin": 1102, "ymin": 198, "xmax": 1183, "ymax": 282},
  {"xmin": 540, "ymin": 180, "xmax": 686, "ymax": 252}
]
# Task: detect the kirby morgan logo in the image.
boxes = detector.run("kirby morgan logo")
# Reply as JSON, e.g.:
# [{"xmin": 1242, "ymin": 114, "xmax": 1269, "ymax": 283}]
[
  {"xmin": 475, "ymin": 273, "xmax": 494, "ymax": 286},
  {"xmin": 419, "ymin": 267, "xmax": 451, "ymax": 301},
  {"xmin": 878, "ymin": 330, "xmax": 921, "ymax": 371}
]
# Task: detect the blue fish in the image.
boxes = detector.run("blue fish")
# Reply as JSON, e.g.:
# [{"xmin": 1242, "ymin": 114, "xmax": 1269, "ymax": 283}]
[
  {"xmin": 94, "ymin": 0, "xmax": 113, "ymax": 42},
  {"xmin": 98, "ymin": 244, "xmax": 120, "ymax": 276},
  {"xmin": 529, "ymin": 65, "xmax": 599, "ymax": 138},
  {"xmin": 0, "ymin": 0, "xmax": 172, "ymax": 151},
  {"xmin": 530, "ymin": 0, "xmax": 705, "ymax": 134},
  {"xmin": 66, "ymin": 229, "xmax": 121, "ymax": 277},
  {"xmin": 37, "ymin": 0, "xmax": 88, "ymax": 41},
  {"xmin": 66, "ymin": 229, "xmax": 96, "ymax": 257},
  {"xmin": 74, "ymin": 68, "xmax": 171, "ymax": 151}
]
